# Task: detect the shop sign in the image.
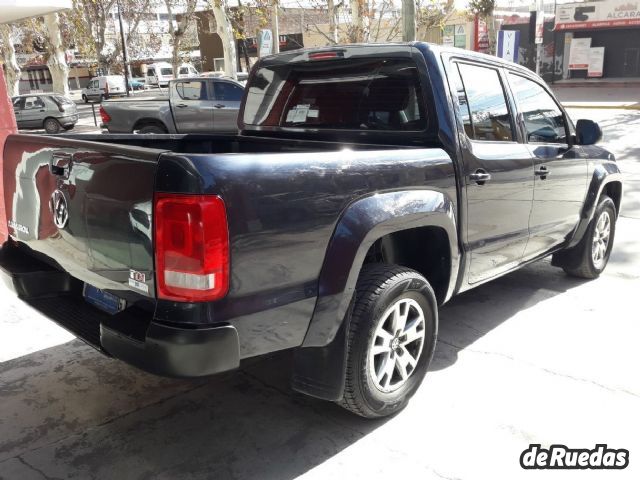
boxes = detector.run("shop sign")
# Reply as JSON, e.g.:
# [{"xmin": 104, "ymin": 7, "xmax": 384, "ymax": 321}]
[
  {"xmin": 443, "ymin": 26, "xmax": 455, "ymax": 47},
  {"xmin": 497, "ymin": 30, "xmax": 520, "ymax": 63},
  {"xmin": 587, "ymin": 47, "xmax": 605, "ymax": 77},
  {"xmin": 454, "ymin": 25, "xmax": 466, "ymax": 48},
  {"xmin": 568, "ymin": 37, "xmax": 592, "ymax": 69},
  {"xmin": 556, "ymin": 0, "xmax": 640, "ymax": 30}
]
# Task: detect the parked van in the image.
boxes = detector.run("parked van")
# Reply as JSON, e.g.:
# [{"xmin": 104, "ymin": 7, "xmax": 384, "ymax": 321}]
[
  {"xmin": 81, "ymin": 76, "xmax": 127, "ymax": 103},
  {"xmin": 177, "ymin": 64, "xmax": 199, "ymax": 78},
  {"xmin": 145, "ymin": 63, "xmax": 174, "ymax": 87}
]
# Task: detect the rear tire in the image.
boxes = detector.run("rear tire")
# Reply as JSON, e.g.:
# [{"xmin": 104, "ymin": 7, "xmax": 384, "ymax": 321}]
[
  {"xmin": 43, "ymin": 118, "xmax": 61, "ymax": 134},
  {"xmin": 340, "ymin": 264, "xmax": 437, "ymax": 418},
  {"xmin": 138, "ymin": 124, "xmax": 167, "ymax": 134},
  {"xmin": 560, "ymin": 195, "xmax": 616, "ymax": 279}
]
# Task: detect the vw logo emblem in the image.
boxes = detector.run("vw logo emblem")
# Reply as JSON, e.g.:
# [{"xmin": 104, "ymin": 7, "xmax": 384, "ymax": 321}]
[{"xmin": 51, "ymin": 190, "xmax": 69, "ymax": 229}]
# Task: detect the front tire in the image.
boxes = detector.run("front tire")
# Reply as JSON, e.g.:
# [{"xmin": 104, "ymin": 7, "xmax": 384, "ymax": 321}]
[
  {"xmin": 82, "ymin": 94, "xmax": 88, "ymax": 104},
  {"xmin": 340, "ymin": 264, "xmax": 437, "ymax": 418},
  {"xmin": 561, "ymin": 195, "xmax": 617, "ymax": 279}
]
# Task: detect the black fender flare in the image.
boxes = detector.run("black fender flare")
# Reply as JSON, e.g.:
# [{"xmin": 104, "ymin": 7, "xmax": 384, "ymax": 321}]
[
  {"xmin": 292, "ymin": 189, "xmax": 459, "ymax": 401},
  {"xmin": 566, "ymin": 161, "xmax": 623, "ymax": 250}
]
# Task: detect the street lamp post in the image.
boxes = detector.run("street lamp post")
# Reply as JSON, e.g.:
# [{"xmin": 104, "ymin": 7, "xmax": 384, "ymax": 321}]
[{"xmin": 116, "ymin": 0, "xmax": 131, "ymax": 97}]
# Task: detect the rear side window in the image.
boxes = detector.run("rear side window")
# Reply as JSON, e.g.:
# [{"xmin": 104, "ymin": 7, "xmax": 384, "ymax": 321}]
[
  {"xmin": 179, "ymin": 67, "xmax": 188, "ymax": 75},
  {"xmin": 243, "ymin": 58, "xmax": 427, "ymax": 131},
  {"xmin": 456, "ymin": 62, "xmax": 514, "ymax": 142},
  {"xmin": 214, "ymin": 82, "xmax": 244, "ymax": 102},
  {"xmin": 51, "ymin": 95, "xmax": 73, "ymax": 107},
  {"xmin": 508, "ymin": 73, "xmax": 568, "ymax": 144},
  {"xmin": 176, "ymin": 80, "xmax": 208, "ymax": 100},
  {"xmin": 161, "ymin": 68, "xmax": 173, "ymax": 76},
  {"xmin": 23, "ymin": 96, "xmax": 44, "ymax": 110}
]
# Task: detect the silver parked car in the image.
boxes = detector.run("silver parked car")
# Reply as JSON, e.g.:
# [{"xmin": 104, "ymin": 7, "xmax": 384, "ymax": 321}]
[{"xmin": 12, "ymin": 94, "xmax": 79, "ymax": 134}]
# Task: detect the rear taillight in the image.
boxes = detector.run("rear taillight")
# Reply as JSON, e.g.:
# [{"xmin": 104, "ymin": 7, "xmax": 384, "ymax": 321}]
[
  {"xmin": 99, "ymin": 106, "xmax": 111, "ymax": 124},
  {"xmin": 154, "ymin": 194, "xmax": 229, "ymax": 302}
]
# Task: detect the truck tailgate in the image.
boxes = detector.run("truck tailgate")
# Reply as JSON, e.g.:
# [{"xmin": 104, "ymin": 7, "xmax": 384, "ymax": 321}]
[{"xmin": 2, "ymin": 134, "xmax": 165, "ymax": 299}]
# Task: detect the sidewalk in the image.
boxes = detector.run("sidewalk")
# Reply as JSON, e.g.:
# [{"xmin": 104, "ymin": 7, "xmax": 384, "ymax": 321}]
[{"xmin": 552, "ymin": 83, "xmax": 640, "ymax": 110}]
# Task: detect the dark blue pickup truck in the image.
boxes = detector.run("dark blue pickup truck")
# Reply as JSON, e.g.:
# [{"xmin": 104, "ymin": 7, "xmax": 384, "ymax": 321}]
[{"xmin": 0, "ymin": 43, "xmax": 622, "ymax": 418}]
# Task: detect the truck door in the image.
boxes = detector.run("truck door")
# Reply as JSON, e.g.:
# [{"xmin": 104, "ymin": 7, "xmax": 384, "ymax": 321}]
[
  {"xmin": 212, "ymin": 81, "xmax": 243, "ymax": 132},
  {"xmin": 448, "ymin": 60, "xmax": 535, "ymax": 284},
  {"xmin": 171, "ymin": 79, "xmax": 214, "ymax": 133},
  {"xmin": 506, "ymin": 72, "xmax": 588, "ymax": 260}
]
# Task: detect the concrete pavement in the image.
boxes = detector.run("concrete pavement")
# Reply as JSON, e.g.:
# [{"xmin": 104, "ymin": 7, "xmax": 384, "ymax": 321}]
[{"xmin": 0, "ymin": 108, "xmax": 639, "ymax": 480}]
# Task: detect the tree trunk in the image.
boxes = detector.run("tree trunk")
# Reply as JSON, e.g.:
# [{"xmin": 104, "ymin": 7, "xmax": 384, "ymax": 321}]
[
  {"xmin": 0, "ymin": 25, "xmax": 21, "ymax": 96},
  {"xmin": 328, "ymin": 0, "xmax": 338, "ymax": 43},
  {"xmin": 212, "ymin": 0, "xmax": 237, "ymax": 80},
  {"xmin": 43, "ymin": 13, "xmax": 70, "ymax": 95},
  {"xmin": 350, "ymin": 0, "xmax": 370, "ymax": 43}
]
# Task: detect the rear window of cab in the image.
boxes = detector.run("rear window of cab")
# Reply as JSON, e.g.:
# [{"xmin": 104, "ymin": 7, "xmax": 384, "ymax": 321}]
[{"xmin": 243, "ymin": 58, "xmax": 427, "ymax": 132}]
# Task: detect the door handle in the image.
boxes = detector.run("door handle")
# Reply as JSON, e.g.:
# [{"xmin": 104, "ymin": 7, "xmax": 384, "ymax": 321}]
[
  {"xmin": 50, "ymin": 152, "xmax": 73, "ymax": 179},
  {"xmin": 534, "ymin": 165, "xmax": 550, "ymax": 179},
  {"xmin": 469, "ymin": 169, "xmax": 492, "ymax": 185},
  {"xmin": 214, "ymin": 104, "xmax": 225, "ymax": 109},
  {"xmin": 175, "ymin": 104, "xmax": 188, "ymax": 108}
]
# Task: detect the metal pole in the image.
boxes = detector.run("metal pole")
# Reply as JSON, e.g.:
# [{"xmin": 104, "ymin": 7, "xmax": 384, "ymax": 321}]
[
  {"xmin": 91, "ymin": 103, "xmax": 97, "ymax": 126},
  {"xmin": 272, "ymin": 0, "xmax": 280, "ymax": 54},
  {"xmin": 402, "ymin": 0, "xmax": 416, "ymax": 42},
  {"xmin": 117, "ymin": 0, "xmax": 131, "ymax": 97}
]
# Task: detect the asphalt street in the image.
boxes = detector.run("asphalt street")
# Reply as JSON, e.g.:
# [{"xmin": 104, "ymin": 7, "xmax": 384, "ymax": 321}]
[{"xmin": 1, "ymin": 107, "xmax": 639, "ymax": 480}]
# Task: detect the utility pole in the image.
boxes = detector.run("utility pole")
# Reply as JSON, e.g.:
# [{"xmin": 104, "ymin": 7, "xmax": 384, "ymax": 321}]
[
  {"xmin": 272, "ymin": 0, "xmax": 280, "ymax": 54},
  {"xmin": 402, "ymin": 0, "xmax": 416, "ymax": 42},
  {"xmin": 535, "ymin": 0, "xmax": 544, "ymax": 75},
  {"xmin": 116, "ymin": 0, "xmax": 131, "ymax": 96}
]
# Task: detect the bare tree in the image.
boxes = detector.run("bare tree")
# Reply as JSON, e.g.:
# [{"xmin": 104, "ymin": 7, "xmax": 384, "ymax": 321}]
[
  {"xmin": 0, "ymin": 24, "xmax": 20, "ymax": 96},
  {"xmin": 69, "ymin": 0, "xmax": 155, "ymax": 73},
  {"xmin": 164, "ymin": 0, "xmax": 199, "ymax": 76},
  {"xmin": 416, "ymin": 0, "xmax": 455, "ymax": 31}
]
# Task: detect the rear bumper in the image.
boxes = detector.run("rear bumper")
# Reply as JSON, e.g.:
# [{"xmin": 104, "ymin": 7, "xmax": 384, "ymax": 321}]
[
  {"xmin": 58, "ymin": 115, "xmax": 78, "ymax": 126},
  {"xmin": 0, "ymin": 244, "xmax": 240, "ymax": 378}
]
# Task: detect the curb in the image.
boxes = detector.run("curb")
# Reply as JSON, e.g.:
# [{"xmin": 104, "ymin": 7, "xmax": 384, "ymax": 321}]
[{"xmin": 562, "ymin": 104, "xmax": 640, "ymax": 110}]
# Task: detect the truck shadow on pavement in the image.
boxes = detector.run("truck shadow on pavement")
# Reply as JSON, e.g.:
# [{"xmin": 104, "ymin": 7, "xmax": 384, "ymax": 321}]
[
  {"xmin": 0, "ymin": 260, "xmax": 604, "ymax": 480},
  {"xmin": 431, "ymin": 259, "xmax": 589, "ymax": 372}
]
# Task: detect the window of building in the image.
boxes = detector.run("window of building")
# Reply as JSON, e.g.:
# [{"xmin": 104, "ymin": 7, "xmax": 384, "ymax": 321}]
[
  {"xmin": 508, "ymin": 73, "xmax": 568, "ymax": 144},
  {"xmin": 456, "ymin": 62, "xmax": 514, "ymax": 142}
]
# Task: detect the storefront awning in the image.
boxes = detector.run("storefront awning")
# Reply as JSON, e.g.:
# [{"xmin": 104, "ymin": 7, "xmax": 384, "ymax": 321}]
[{"xmin": 0, "ymin": 0, "xmax": 71, "ymax": 24}]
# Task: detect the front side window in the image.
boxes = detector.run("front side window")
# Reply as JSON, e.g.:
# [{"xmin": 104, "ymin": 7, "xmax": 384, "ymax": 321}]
[
  {"xmin": 175, "ymin": 81, "xmax": 207, "ymax": 100},
  {"xmin": 214, "ymin": 82, "xmax": 244, "ymax": 102},
  {"xmin": 509, "ymin": 73, "xmax": 568, "ymax": 144},
  {"xmin": 456, "ymin": 62, "xmax": 514, "ymax": 142},
  {"xmin": 243, "ymin": 58, "xmax": 427, "ymax": 131}
]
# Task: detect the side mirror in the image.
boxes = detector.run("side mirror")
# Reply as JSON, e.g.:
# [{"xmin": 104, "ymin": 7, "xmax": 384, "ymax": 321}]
[{"xmin": 575, "ymin": 119, "xmax": 602, "ymax": 145}]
